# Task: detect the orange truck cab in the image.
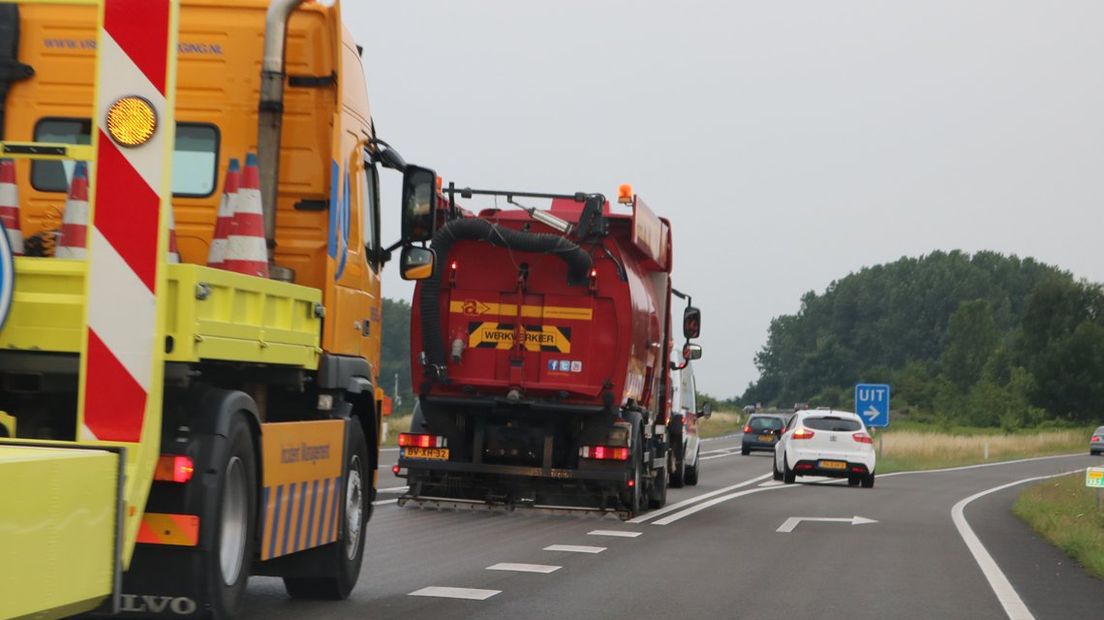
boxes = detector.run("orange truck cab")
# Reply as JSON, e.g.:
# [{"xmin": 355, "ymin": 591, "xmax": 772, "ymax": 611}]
[{"xmin": 0, "ymin": 1, "xmax": 437, "ymax": 618}]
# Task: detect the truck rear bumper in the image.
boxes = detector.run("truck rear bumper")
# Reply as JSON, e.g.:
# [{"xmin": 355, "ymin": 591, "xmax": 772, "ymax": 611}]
[{"xmin": 399, "ymin": 457, "xmax": 629, "ymax": 483}]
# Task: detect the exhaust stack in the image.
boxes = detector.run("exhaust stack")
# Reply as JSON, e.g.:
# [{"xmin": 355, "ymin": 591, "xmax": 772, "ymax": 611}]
[{"xmin": 256, "ymin": 0, "xmax": 304, "ymax": 268}]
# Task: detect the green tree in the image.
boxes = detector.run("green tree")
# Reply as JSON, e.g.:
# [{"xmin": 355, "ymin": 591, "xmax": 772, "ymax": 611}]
[
  {"xmin": 941, "ymin": 300, "xmax": 999, "ymax": 390},
  {"xmin": 380, "ymin": 297, "xmax": 413, "ymax": 413}
]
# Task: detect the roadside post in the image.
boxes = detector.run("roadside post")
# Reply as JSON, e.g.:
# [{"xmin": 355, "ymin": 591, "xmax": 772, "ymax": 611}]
[
  {"xmin": 1086, "ymin": 467, "xmax": 1104, "ymax": 511},
  {"xmin": 855, "ymin": 383, "xmax": 890, "ymax": 459}
]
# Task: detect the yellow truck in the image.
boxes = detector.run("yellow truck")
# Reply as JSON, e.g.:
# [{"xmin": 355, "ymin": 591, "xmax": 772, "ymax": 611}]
[{"xmin": 0, "ymin": 0, "xmax": 437, "ymax": 618}]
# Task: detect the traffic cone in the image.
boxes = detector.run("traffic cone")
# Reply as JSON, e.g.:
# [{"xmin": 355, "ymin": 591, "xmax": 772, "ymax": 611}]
[
  {"xmin": 56, "ymin": 162, "xmax": 89, "ymax": 259},
  {"xmin": 222, "ymin": 153, "xmax": 268, "ymax": 278},
  {"xmin": 166, "ymin": 206, "xmax": 180, "ymax": 264},
  {"xmin": 0, "ymin": 159, "xmax": 23, "ymax": 256},
  {"xmin": 206, "ymin": 158, "xmax": 240, "ymax": 268}
]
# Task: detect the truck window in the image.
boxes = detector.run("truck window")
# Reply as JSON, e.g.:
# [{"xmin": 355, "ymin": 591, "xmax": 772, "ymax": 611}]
[
  {"xmin": 361, "ymin": 160, "xmax": 380, "ymax": 270},
  {"xmin": 31, "ymin": 118, "xmax": 219, "ymax": 197}
]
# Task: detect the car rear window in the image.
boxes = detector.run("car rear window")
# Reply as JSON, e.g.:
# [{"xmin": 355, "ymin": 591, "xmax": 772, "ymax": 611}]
[
  {"xmin": 802, "ymin": 416, "xmax": 862, "ymax": 432},
  {"xmin": 749, "ymin": 416, "xmax": 784, "ymax": 431}
]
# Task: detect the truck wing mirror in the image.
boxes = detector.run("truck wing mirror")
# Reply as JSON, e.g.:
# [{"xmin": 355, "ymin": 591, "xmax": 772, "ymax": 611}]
[
  {"xmin": 399, "ymin": 246, "xmax": 436, "ymax": 281},
  {"xmin": 683, "ymin": 343, "xmax": 702, "ymax": 361},
  {"xmin": 683, "ymin": 306, "xmax": 701, "ymax": 340},
  {"xmin": 402, "ymin": 164, "xmax": 438, "ymax": 243},
  {"xmin": 696, "ymin": 402, "xmax": 712, "ymax": 419}
]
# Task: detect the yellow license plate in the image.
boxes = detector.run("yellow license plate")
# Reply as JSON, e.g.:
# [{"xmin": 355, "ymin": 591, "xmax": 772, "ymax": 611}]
[
  {"xmin": 403, "ymin": 447, "xmax": 449, "ymax": 460},
  {"xmin": 759, "ymin": 434, "xmax": 774, "ymax": 442},
  {"xmin": 820, "ymin": 460, "xmax": 846, "ymax": 470}
]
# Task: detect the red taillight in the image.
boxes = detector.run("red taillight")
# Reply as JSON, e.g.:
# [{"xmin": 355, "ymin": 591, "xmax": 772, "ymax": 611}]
[
  {"xmin": 743, "ymin": 425, "xmax": 752, "ymax": 434},
  {"xmin": 795, "ymin": 463, "xmax": 814, "ymax": 470},
  {"xmin": 851, "ymin": 466, "xmax": 865, "ymax": 473},
  {"xmin": 392, "ymin": 464, "xmax": 400, "ymax": 475},
  {"xmin": 1093, "ymin": 436, "xmax": 1102, "ymax": 443},
  {"xmin": 627, "ymin": 478, "xmax": 635, "ymax": 487},
  {"xmin": 154, "ymin": 455, "xmax": 194, "ymax": 483},
  {"xmin": 792, "ymin": 428, "xmax": 815, "ymax": 440},
  {"xmin": 580, "ymin": 445, "xmax": 630, "ymax": 461},
  {"xmin": 852, "ymin": 432, "xmax": 873, "ymax": 444},
  {"xmin": 398, "ymin": 433, "xmax": 447, "ymax": 448}
]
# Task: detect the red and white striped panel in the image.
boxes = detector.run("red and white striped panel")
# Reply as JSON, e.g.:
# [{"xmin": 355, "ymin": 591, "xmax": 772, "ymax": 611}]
[{"xmin": 81, "ymin": 0, "xmax": 172, "ymax": 443}]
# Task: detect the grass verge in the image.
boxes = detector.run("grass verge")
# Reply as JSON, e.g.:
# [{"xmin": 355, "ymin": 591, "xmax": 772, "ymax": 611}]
[
  {"xmin": 875, "ymin": 428, "xmax": 1090, "ymax": 473},
  {"xmin": 1013, "ymin": 472, "xmax": 1104, "ymax": 579},
  {"xmin": 697, "ymin": 410, "xmax": 745, "ymax": 439},
  {"xmin": 381, "ymin": 414, "xmax": 412, "ymax": 448}
]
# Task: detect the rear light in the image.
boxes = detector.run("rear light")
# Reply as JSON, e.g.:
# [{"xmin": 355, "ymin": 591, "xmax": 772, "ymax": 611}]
[
  {"xmin": 154, "ymin": 455, "xmax": 194, "ymax": 483},
  {"xmin": 795, "ymin": 463, "xmax": 814, "ymax": 470},
  {"xmin": 398, "ymin": 433, "xmax": 447, "ymax": 449},
  {"xmin": 852, "ymin": 432, "xmax": 873, "ymax": 444},
  {"xmin": 851, "ymin": 466, "xmax": 865, "ymax": 473},
  {"xmin": 791, "ymin": 428, "xmax": 815, "ymax": 440},
  {"xmin": 392, "ymin": 464, "xmax": 400, "ymax": 475},
  {"xmin": 1093, "ymin": 436, "xmax": 1102, "ymax": 443},
  {"xmin": 627, "ymin": 478, "xmax": 635, "ymax": 487},
  {"xmin": 743, "ymin": 425, "xmax": 752, "ymax": 434},
  {"xmin": 580, "ymin": 445, "xmax": 630, "ymax": 461}
]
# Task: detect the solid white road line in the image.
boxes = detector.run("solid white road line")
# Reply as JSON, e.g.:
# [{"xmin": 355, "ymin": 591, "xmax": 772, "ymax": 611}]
[
  {"xmin": 588, "ymin": 530, "xmax": 642, "ymax": 538},
  {"xmin": 408, "ymin": 586, "xmax": 501, "ymax": 600},
  {"xmin": 882, "ymin": 453, "xmax": 1085, "ymax": 478},
  {"xmin": 626, "ymin": 473, "xmax": 773, "ymax": 524},
  {"xmin": 486, "ymin": 563, "xmax": 562, "ymax": 574},
  {"xmin": 951, "ymin": 468, "xmax": 1082, "ymax": 620},
  {"xmin": 700, "ymin": 452, "xmax": 740, "ymax": 461},
  {"xmin": 380, "ymin": 447, "xmax": 400, "ymax": 453},
  {"xmin": 653, "ymin": 486, "xmax": 786, "ymax": 525},
  {"xmin": 378, "ymin": 485, "xmax": 409, "ymax": 493},
  {"xmin": 372, "ymin": 498, "xmax": 398, "ymax": 506},
  {"xmin": 543, "ymin": 544, "xmax": 606, "ymax": 554}
]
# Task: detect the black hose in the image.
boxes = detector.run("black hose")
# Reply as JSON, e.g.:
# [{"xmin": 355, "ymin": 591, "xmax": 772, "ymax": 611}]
[{"xmin": 420, "ymin": 218, "xmax": 593, "ymax": 378}]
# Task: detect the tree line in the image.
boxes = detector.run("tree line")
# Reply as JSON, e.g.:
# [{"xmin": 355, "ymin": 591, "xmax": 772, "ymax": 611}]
[{"xmin": 740, "ymin": 250, "xmax": 1104, "ymax": 429}]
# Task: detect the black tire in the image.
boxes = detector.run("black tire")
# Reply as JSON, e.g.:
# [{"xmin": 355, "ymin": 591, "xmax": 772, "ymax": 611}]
[
  {"xmin": 848, "ymin": 476, "xmax": 861, "ymax": 487},
  {"xmin": 669, "ymin": 443, "xmax": 686, "ymax": 488},
  {"xmin": 649, "ymin": 449, "xmax": 668, "ymax": 509},
  {"xmin": 782, "ymin": 454, "xmax": 796, "ymax": 484},
  {"xmin": 741, "ymin": 446, "xmax": 751, "ymax": 456},
  {"xmin": 772, "ymin": 456, "xmax": 783, "ymax": 481},
  {"xmin": 206, "ymin": 412, "xmax": 258, "ymax": 620},
  {"xmin": 626, "ymin": 439, "xmax": 645, "ymax": 516},
  {"xmin": 1092, "ymin": 450, "xmax": 1099, "ymax": 456},
  {"xmin": 684, "ymin": 445, "xmax": 700, "ymax": 486},
  {"xmin": 284, "ymin": 420, "xmax": 370, "ymax": 600},
  {"xmin": 862, "ymin": 472, "xmax": 875, "ymax": 489}
]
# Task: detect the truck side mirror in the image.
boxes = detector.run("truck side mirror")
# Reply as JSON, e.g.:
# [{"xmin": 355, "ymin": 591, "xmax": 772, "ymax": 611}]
[
  {"xmin": 683, "ymin": 343, "xmax": 702, "ymax": 361},
  {"xmin": 696, "ymin": 402, "xmax": 712, "ymax": 419},
  {"xmin": 399, "ymin": 246, "xmax": 436, "ymax": 281},
  {"xmin": 401, "ymin": 164, "xmax": 437, "ymax": 243},
  {"xmin": 683, "ymin": 306, "xmax": 701, "ymax": 340}
]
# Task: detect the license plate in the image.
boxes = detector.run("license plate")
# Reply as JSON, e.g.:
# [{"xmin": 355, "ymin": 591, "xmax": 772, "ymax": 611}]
[
  {"xmin": 759, "ymin": 434, "xmax": 775, "ymax": 442},
  {"xmin": 819, "ymin": 460, "xmax": 846, "ymax": 470},
  {"xmin": 403, "ymin": 447, "xmax": 449, "ymax": 461}
]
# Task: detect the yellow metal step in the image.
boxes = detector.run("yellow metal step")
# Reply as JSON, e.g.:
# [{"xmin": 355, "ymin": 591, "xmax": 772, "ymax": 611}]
[
  {"xmin": 0, "ymin": 445, "xmax": 120, "ymax": 620},
  {"xmin": 0, "ymin": 259, "xmax": 322, "ymax": 368}
]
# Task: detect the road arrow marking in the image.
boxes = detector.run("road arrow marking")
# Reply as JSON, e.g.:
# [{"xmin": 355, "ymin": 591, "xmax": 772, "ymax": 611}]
[
  {"xmin": 863, "ymin": 405, "xmax": 879, "ymax": 420},
  {"xmin": 776, "ymin": 516, "xmax": 878, "ymax": 533}
]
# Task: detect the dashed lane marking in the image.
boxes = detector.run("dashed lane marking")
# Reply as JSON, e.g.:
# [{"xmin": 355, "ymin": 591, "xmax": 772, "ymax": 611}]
[
  {"xmin": 486, "ymin": 563, "xmax": 562, "ymax": 574},
  {"xmin": 372, "ymin": 498, "xmax": 398, "ymax": 506},
  {"xmin": 378, "ymin": 485, "xmax": 409, "ymax": 493},
  {"xmin": 408, "ymin": 586, "xmax": 501, "ymax": 600},
  {"xmin": 543, "ymin": 544, "xmax": 606, "ymax": 554},
  {"xmin": 587, "ymin": 530, "xmax": 642, "ymax": 538}
]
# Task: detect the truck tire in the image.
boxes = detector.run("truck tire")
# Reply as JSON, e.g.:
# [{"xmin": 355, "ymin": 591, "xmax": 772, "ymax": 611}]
[
  {"xmin": 649, "ymin": 450, "xmax": 668, "ymax": 509},
  {"xmin": 684, "ymin": 445, "xmax": 700, "ymax": 486},
  {"xmin": 668, "ymin": 448, "xmax": 685, "ymax": 488},
  {"xmin": 624, "ymin": 435, "xmax": 645, "ymax": 517},
  {"xmin": 207, "ymin": 412, "xmax": 258, "ymax": 619},
  {"xmin": 284, "ymin": 419, "xmax": 369, "ymax": 600}
]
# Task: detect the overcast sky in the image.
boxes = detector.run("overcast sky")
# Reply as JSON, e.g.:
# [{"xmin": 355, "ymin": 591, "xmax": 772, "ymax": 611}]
[{"xmin": 345, "ymin": 1, "xmax": 1104, "ymax": 399}]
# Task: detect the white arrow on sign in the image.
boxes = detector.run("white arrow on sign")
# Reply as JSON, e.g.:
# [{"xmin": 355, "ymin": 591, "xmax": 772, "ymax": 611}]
[
  {"xmin": 776, "ymin": 516, "xmax": 878, "ymax": 533},
  {"xmin": 863, "ymin": 405, "xmax": 880, "ymax": 420}
]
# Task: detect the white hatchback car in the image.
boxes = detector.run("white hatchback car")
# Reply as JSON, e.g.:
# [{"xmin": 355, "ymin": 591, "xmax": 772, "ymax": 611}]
[{"xmin": 773, "ymin": 410, "xmax": 876, "ymax": 488}]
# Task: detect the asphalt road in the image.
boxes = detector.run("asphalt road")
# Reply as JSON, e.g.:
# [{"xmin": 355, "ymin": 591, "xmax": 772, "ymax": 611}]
[{"xmin": 239, "ymin": 435, "xmax": 1102, "ymax": 620}]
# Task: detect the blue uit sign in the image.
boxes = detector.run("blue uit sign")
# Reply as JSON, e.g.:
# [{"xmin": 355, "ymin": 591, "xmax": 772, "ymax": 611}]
[{"xmin": 855, "ymin": 383, "xmax": 890, "ymax": 428}]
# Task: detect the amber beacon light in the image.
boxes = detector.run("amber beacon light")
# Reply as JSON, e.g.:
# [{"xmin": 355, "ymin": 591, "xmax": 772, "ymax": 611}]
[{"xmin": 105, "ymin": 96, "xmax": 158, "ymax": 147}]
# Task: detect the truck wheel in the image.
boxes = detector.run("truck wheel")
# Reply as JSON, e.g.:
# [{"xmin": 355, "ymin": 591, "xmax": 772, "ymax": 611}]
[
  {"xmin": 648, "ymin": 451, "xmax": 668, "ymax": 509},
  {"xmin": 684, "ymin": 445, "xmax": 700, "ymax": 486},
  {"xmin": 207, "ymin": 412, "xmax": 258, "ymax": 619},
  {"xmin": 284, "ymin": 420, "xmax": 369, "ymax": 599}
]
